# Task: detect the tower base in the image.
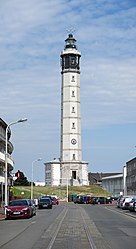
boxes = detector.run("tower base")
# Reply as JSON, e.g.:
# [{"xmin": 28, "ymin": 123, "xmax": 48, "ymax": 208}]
[{"xmin": 60, "ymin": 161, "xmax": 89, "ymax": 186}]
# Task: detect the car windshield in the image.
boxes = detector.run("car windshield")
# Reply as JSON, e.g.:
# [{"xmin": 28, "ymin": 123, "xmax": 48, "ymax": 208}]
[
  {"xmin": 51, "ymin": 197, "xmax": 56, "ymax": 200},
  {"xmin": 39, "ymin": 198, "xmax": 50, "ymax": 203},
  {"xmin": 9, "ymin": 200, "xmax": 28, "ymax": 206}
]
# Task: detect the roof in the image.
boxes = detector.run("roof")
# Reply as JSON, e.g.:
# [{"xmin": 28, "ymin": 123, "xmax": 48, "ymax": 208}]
[
  {"xmin": 88, "ymin": 172, "xmax": 122, "ymax": 181},
  {"xmin": 102, "ymin": 174, "xmax": 123, "ymax": 180}
]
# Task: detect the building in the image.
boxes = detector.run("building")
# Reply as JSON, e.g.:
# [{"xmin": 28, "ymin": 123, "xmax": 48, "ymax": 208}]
[
  {"xmin": 0, "ymin": 118, "xmax": 14, "ymax": 206},
  {"xmin": 60, "ymin": 33, "xmax": 88, "ymax": 186},
  {"xmin": 88, "ymin": 172, "xmax": 122, "ymax": 186},
  {"xmin": 34, "ymin": 181, "xmax": 45, "ymax": 187},
  {"xmin": 101, "ymin": 158, "xmax": 136, "ymax": 197},
  {"xmin": 45, "ymin": 34, "xmax": 89, "ymax": 186},
  {"xmin": 126, "ymin": 157, "xmax": 136, "ymax": 195},
  {"xmin": 45, "ymin": 159, "xmax": 60, "ymax": 186},
  {"xmin": 102, "ymin": 174, "xmax": 123, "ymax": 197}
]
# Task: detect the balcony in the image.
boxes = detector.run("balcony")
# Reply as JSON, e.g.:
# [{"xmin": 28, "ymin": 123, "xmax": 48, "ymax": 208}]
[{"xmin": 0, "ymin": 152, "xmax": 14, "ymax": 171}]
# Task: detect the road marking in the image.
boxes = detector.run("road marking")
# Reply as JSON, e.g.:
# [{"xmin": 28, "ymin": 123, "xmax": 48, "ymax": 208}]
[
  {"xmin": 31, "ymin": 221, "xmax": 36, "ymax": 224},
  {"xmin": 105, "ymin": 206, "xmax": 136, "ymax": 220}
]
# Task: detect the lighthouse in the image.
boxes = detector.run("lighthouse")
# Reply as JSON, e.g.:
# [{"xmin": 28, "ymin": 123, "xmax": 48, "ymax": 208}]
[{"xmin": 60, "ymin": 34, "xmax": 89, "ymax": 186}]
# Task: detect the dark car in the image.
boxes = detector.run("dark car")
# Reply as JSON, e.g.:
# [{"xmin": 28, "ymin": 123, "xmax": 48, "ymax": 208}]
[
  {"xmin": 38, "ymin": 197, "xmax": 52, "ymax": 209},
  {"xmin": 74, "ymin": 195, "xmax": 84, "ymax": 204},
  {"xmin": 98, "ymin": 197, "xmax": 112, "ymax": 204},
  {"xmin": 83, "ymin": 196, "xmax": 92, "ymax": 204},
  {"xmin": 91, "ymin": 197, "xmax": 99, "ymax": 204},
  {"xmin": 92, "ymin": 197, "xmax": 112, "ymax": 205},
  {"xmin": 74, "ymin": 195, "xmax": 91, "ymax": 204},
  {"xmin": 6, "ymin": 199, "xmax": 34, "ymax": 219}
]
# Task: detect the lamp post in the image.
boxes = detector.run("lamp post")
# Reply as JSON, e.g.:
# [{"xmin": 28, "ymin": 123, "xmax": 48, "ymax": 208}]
[
  {"xmin": 60, "ymin": 177, "xmax": 69, "ymax": 202},
  {"xmin": 31, "ymin": 158, "xmax": 42, "ymax": 200},
  {"xmin": 5, "ymin": 118, "xmax": 27, "ymax": 214}
]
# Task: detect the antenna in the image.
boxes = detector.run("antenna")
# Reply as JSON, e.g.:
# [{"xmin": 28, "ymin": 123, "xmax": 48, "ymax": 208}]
[{"xmin": 66, "ymin": 27, "xmax": 76, "ymax": 35}]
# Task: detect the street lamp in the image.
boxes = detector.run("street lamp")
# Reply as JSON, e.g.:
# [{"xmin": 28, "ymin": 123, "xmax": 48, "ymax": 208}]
[
  {"xmin": 5, "ymin": 118, "xmax": 27, "ymax": 213},
  {"xmin": 31, "ymin": 158, "xmax": 42, "ymax": 200},
  {"xmin": 60, "ymin": 177, "xmax": 69, "ymax": 202}
]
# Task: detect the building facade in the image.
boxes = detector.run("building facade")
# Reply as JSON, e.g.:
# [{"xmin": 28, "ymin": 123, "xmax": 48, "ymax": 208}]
[
  {"xmin": 88, "ymin": 172, "xmax": 122, "ymax": 186},
  {"xmin": 126, "ymin": 157, "xmax": 136, "ymax": 195},
  {"xmin": 102, "ymin": 174, "xmax": 123, "ymax": 197},
  {"xmin": 45, "ymin": 159, "xmax": 60, "ymax": 186},
  {"xmin": 0, "ymin": 118, "xmax": 14, "ymax": 206},
  {"xmin": 101, "ymin": 158, "xmax": 136, "ymax": 197}
]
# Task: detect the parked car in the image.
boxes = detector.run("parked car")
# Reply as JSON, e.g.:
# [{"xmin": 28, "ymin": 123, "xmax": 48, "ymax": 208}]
[
  {"xmin": 74, "ymin": 195, "xmax": 88, "ymax": 204},
  {"xmin": 74, "ymin": 195, "xmax": 94, "ymax": 204},
  {"xmin": 51, "ymin": 196, "xmax": 59, "ymax": 205},
  {"xmin": 116, "ymin": 196, "xmax": 129, "ymax": 208},
  {"xmin": 91, "ymin": 196, "xmax": 112, "ymax": 204},
  {"xmin": 128, "ymin": 198, "xmax": 136, "ymax": 212},
  {"xmin": 122, "ymin": 196, "xmax": 136, "ymax": 210},
  {"xmin": 31, "ymin": 200, "xmax": 37, "ymax": 216},
  {"xmin": 84, "ymin": 196, "xmax": 93, "ymax": 204},
  {"xmin": 6, "ymin": 199, "xmax": 34, "ymax": 219},
  {"xmin": 91, "ymin": 197, "xmax": 99, "ymax": 204},
  {"xmin": 134, "ymin": 201, "xmax": 136, "ymax": 212},
  {"xmin": 74, "ymin": 195, "xmax": 83, "ymax": 204},
  {"xmin": 96, "ymin": 197, "xmax": 111, "ymax": 204},
  {"xmin": 38, "ymin": 197, "xmax": 52, "ymax": 209}
]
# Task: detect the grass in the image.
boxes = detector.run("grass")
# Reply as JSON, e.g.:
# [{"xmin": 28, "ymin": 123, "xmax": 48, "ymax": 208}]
[{"xmin": 13, "ymin": 185, "xmax": 111, "ymax": 199}]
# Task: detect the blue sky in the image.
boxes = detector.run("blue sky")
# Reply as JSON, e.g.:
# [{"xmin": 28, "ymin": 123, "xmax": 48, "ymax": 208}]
[{"xmin": 0, "ymin": 0, "xmax": 136, "ymax": 181}]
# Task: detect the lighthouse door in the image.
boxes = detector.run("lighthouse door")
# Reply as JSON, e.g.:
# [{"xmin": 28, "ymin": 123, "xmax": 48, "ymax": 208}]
[{"xmin": 72, "ymin": 171, "xmax": 76, "ymax": 179}]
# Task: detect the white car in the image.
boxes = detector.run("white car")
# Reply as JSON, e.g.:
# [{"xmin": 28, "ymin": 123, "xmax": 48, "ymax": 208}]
[{"xmin": 122, "ymin": 196, "xmax": 136, "ymax": 210}]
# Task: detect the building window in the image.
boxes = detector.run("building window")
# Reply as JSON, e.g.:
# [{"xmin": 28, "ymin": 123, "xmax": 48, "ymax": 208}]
[{"xmin": 71, "ymin": 76, "xmax": 75, "ymax": 82}]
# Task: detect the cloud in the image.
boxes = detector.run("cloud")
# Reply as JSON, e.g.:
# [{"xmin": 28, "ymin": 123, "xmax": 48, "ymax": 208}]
[{"xmin": 0, "ymin": 0, "xmax": 136, "ymax": 179}]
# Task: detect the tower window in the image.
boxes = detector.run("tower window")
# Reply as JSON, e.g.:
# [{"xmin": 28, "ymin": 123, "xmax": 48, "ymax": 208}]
[
  {"xmin": 72, "ymin": 123, "xmax": 75, "ymax": 129},
  {"xmin": 72, "ymin": 91, "xmax": 75, "ymax": 97},
  {"xmin": 72, "ymin": 107, "xmax": 75, "ymax": 113},
  {"xmin": 71, "ymin": 76, "xmax": 75, "ymax": 82},
  {"xmin": 72, "ymin": 154, "xmax": 76, "ymax": 160}
]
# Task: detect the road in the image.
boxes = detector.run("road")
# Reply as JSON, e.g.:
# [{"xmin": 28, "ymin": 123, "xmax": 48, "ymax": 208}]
[{"xmin": 0, "ymin": 203, "xmax": 136, "ymax": 249}]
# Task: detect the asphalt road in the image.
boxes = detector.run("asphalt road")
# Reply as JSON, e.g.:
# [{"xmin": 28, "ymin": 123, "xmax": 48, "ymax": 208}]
[{"xmin": 0, "ymin": 203, "xmax": 136, "ymax": 249}]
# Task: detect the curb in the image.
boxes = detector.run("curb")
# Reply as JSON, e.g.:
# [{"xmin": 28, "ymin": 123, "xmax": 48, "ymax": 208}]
[
  {"xmin": 0, "ymin": 214, "xmax": 5, "ymax": 220},
  {"xmin": 0, "ymin": 210, "xmax": 5, "ymax": 220}
]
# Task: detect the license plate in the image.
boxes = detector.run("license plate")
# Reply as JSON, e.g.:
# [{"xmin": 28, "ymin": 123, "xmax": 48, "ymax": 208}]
[
  {"xmin": 13, "ymin": 211, "xmax": 20, "ymax": 214},
  {"xmin": 43, "ymin": 204, "xmax": 47, "ymax": 207}
]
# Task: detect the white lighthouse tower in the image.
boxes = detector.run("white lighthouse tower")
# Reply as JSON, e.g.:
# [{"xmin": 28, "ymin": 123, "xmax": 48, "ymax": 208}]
[{"xmin": 60, "ymin": 34, "xmax": 89, "ymax": 186}]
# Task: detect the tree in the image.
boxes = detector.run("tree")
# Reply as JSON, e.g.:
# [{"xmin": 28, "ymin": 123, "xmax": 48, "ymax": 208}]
[{"xmin": 14, "ymin": 171, "xmax": 30, "ymax": 186}]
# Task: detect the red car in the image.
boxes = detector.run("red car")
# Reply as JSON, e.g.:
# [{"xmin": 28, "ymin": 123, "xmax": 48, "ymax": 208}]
[
  {"xmin": 6, "ymin": 199, "xmax": 34, "ymax": 219},
  {"xmin": 51, "ymin": 196, "xmax": 59, "ymax": 205}
]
